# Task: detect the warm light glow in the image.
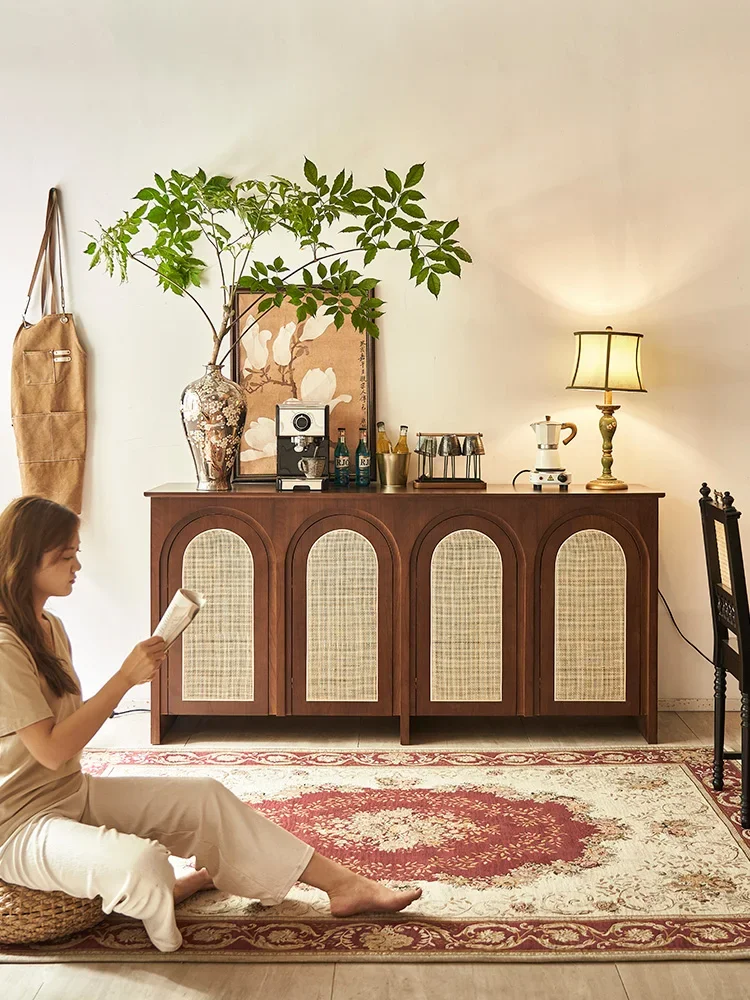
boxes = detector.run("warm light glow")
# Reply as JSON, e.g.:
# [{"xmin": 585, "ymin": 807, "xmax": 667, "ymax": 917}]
[{"xmin": 568, "ymin": 331, "xmax": 645, "ymax": 392}]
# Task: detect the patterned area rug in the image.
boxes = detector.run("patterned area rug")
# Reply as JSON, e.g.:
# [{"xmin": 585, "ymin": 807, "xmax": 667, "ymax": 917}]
[{"xmin": 3, "ymin": 746, "xmax": 750, "ymax": 963}]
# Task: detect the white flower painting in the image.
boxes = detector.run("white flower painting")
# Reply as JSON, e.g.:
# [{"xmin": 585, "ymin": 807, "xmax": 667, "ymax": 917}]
[
  {"xmin": 297, "ymin": 368, "xmax": 352, "ymax": 412},
  {"xmin": 233, "ymin": 294, "xmax": 373, "ymax": 478}
]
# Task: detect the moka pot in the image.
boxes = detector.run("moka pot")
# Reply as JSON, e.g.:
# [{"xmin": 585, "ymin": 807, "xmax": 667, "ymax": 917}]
[{"xmin": 530, "ymin": 415, "xmax": 577, "ymax": 472}]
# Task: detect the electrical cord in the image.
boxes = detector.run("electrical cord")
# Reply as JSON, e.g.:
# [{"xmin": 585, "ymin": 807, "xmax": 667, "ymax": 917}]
[
  {"xmin": 658, "ymin": 589, "xmax": 713, "ymax": 664},
  {"xmin": 512, "ymin": 469, "xmax": 531, "ymax": 486},
  {"xmin": 110, "ymin": 708, "xmax": 149, "ymax": 718}
]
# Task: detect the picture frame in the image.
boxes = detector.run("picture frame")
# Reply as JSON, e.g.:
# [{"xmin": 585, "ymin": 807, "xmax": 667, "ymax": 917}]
[{"xmin": 230, "ymin": 288, "xmax": 376, "ymax": 482}]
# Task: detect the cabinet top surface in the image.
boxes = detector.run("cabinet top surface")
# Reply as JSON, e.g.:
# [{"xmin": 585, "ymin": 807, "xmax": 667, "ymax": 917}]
[{"xmin": 146, "ymin": 482, "xmax": 665, "ymax": 498}]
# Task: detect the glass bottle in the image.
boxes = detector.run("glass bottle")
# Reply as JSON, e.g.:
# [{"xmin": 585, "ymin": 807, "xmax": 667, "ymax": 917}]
[
  {"xmin": 355, "ymin": 427, "xmax": 371, "ymax": 487},
  {"xmin": 376, "ymin": 421, "xmax": 393, "ymax": 454},
  {"xmin": 393, "ymin": 425, "xmax": 409, "ymax": 454},
  {"xmin": 333, "ymin": 428, "xmax": 350, "ymax": 487}
]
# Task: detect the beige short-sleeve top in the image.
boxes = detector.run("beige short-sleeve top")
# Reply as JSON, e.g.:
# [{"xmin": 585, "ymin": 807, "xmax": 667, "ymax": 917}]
[{"xmin": 0, "ymin": 612, "xmax": 84, "ymax": 847}]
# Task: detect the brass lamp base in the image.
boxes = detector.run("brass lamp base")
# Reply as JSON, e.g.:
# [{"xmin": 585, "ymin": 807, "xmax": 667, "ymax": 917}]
[
  {"xmin": 587, "ymin": 399, "xmax": 628, "ymax": 491},
  {"xmin": 586, "ymin": 475, "xmax": 628, "ymax": 491}
]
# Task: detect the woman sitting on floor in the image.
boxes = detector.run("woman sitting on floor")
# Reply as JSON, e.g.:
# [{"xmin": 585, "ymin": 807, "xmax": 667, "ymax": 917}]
[{"xmin": 0, "ymin": 495, "xmax": 421, "ymax": 953}]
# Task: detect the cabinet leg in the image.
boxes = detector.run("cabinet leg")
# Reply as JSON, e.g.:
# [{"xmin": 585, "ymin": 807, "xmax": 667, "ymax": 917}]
[
  {"xmin": 637, "ymin": 712, "xmax": 658, "ymax": 744},
  {"xmin": 400, "ymin": 714, "xmax": 411, "ymax": 746},
  {"xmin": 152, "ymin": 713, "xmax": 176, "ymax": 745}
]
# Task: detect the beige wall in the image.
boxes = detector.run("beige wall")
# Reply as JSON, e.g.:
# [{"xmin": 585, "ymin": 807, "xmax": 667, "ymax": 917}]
[{"xmin": 1, "ymin": 0, "xmax": 748, "ymax": 705}]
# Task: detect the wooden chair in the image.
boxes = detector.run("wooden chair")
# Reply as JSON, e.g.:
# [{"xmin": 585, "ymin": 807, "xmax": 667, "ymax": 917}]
[{"xmin": 699, "ymin": 483, "xmax": 750, "ymax": 826}]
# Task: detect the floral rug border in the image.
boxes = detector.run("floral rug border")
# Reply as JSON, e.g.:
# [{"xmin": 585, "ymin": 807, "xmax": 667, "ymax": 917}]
[{"xmin": 3, "ymin": 746, "xmax": 749, "ymax": 964}]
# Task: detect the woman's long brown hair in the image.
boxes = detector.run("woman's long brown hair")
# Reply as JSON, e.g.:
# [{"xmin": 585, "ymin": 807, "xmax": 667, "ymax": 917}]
[{"xmin": 0, "ymin": 496, "xmax": 80, "ymax": 698}]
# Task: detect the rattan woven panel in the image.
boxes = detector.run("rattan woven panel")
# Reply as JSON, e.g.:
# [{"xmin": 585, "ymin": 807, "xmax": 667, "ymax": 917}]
[
  {"xmin": 430, "ymin": 529, "xmax": 503, "ymax": 702},
  {"xmin": 182, "ymin": 528, "xmax": 254, "ymax": 701},
  {"xmin": 715, "ymin": 520, "xmax": 733, "ymax": 594},
  {"xmin": 554, "ymin": 529, "xmax": 626, "ymax": 702},
  {"xmin": 306, "ymin": 529, "xmax": 378, "ymax": 702}
]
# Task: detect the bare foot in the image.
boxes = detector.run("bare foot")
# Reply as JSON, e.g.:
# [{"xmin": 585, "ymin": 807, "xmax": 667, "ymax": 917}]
[
  {"xmin": 327, "ymin": 875, "xmax": 422, "ymax": 917},
  {"xmin": 173, "ymin": 867, "xmax": 215, "ymax": 905}
]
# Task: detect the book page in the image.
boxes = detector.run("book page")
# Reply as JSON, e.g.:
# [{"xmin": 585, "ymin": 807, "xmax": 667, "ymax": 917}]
[{"xmin": 154, "ymin": 588, "xmax": 206, "ymax": 649}]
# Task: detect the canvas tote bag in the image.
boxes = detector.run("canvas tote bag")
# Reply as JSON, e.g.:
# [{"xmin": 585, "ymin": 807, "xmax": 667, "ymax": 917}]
[{"xmin": 11, "ymin": 189, "xmax": 87, "ymax": 514}]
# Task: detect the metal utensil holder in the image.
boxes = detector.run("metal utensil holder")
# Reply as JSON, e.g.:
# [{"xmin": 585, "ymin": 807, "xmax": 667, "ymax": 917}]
[{"xmin": 414, "ymin": 432, "xmax": 486, "ymax": 490}]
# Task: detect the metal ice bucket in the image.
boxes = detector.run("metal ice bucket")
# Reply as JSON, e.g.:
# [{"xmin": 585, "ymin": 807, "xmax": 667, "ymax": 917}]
[{"xmin": 376, "ymin": 452, "xmax": 411, "ymax": 489}]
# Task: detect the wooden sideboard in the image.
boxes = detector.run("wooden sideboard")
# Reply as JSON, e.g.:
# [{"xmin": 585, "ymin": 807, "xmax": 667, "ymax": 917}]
[{"xmin": 146, "ymin": 483, "xmax": 663, "ymax": 745}]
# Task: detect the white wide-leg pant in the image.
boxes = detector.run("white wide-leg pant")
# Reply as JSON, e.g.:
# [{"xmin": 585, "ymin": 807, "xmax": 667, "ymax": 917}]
[{"xmin": 0, "ymin": 773, "xmax": 314, "ymax": 952}]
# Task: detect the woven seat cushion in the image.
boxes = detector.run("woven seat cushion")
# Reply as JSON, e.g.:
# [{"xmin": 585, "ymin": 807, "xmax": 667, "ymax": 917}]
[{"xmin": 0, "ymin": 879, "xmax": 104, "ymax": 944}]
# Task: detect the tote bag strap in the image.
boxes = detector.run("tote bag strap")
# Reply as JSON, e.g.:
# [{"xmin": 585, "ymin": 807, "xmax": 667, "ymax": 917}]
[{"xmin": 23, "ymin": 188, "xmax": 67, "ymax": 323}]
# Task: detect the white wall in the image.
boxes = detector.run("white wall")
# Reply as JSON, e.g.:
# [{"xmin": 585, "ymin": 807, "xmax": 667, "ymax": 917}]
[{"xmin": 1, "ymin": 0, "xmax": 748, "ymax": 707}]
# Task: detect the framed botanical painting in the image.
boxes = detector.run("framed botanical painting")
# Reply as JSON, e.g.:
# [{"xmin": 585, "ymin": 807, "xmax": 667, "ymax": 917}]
[{"xmin": 231, "ymin": 290, "xmax": 376, "ymax": 482}]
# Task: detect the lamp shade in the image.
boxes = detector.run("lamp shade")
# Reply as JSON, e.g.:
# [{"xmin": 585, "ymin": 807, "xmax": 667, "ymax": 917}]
[{"xmin": 567, "ymin": 328, "xmax": 646, "ymax": 392}]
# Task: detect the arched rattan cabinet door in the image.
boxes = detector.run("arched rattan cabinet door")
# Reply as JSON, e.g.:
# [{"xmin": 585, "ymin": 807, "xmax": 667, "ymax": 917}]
[
  {"xmin": 164, "ymin": 514, "xmax": 269, "ymax": 715},
  {"xmin": 539, "ymin": 516, "xmax": 642, "ymax": 716},
  {"xmin": 290, "ymin": 516, "xmax": 394, "ymax": 716},
  {"xmin": 415, "ymin": 515, "xmax": 518, "ymax": 715}
]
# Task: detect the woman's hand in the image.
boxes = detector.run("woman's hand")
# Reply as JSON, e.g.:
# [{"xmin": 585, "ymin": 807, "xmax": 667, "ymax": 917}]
[{"xmin": 118, "ymin": 636, "xmax": 167, "ymax": 688}]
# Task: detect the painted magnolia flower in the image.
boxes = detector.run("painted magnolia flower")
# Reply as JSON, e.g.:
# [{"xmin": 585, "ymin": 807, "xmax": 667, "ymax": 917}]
[
  {"xmin": 299, "ymin": 308, "xmax": 335, "ymax": 342},
  {"xmin": 298, "ymin": 367, "xmax": 352, "ymax": 413},
  {"xmin": 240, "ymin": 416, "xmax": 276, "ymax": 463},
  {"xmin": 243, "ymin": 324, "xmax": 273, "ymax": 372},
  {"xmin": 272, "ymin": 321, "xmax": 297, "ymax": 366}
]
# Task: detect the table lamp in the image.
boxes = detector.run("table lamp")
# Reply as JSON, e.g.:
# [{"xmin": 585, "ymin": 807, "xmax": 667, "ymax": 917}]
[{"xmin": 567, "ymin": 326, "xmax": 646, "ymax": 491}]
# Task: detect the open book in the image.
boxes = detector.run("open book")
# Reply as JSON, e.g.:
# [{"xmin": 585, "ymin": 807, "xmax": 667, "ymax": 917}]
[{"xmin": 153, "ymin": 588, "xmax": 206, "ymax": 649}]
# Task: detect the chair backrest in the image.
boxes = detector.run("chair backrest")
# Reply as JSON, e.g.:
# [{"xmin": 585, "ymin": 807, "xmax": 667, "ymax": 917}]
[{"xmin": 699, "ymin": 484, "xmax": 750, "ymax": 676}]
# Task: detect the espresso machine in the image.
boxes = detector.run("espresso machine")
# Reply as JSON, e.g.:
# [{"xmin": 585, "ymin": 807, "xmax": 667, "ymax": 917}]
[
  {"xmin": 276, "ymin": 402, "xmax": 330, "ymax": 491},
  {"xmin": 529, "ymin": 416, "xmax": 577, "ymax": 490}
]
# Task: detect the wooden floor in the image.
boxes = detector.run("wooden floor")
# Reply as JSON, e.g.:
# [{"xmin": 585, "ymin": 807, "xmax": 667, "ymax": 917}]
[{"xmin": 8, "ymin": 711, "xmax": 750, "ymax": 999}]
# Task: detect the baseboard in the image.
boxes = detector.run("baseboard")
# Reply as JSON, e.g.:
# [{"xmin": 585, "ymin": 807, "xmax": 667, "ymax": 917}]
[{"xmin": 658, "ymin": 698, "xmax": 741, "ymax": 712}]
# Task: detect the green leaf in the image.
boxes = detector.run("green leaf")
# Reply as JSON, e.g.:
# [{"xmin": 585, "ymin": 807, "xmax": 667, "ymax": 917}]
[
  {"xmin": 84, "ymin": 241, "xmax": 96, "ymax": 254},
  {"xmin": 273, "ymin": 256, "xmax": 285, "ymax": 271},
  {"xmin": 416, "ymin": 267, "xmax": 429, "ymax": 285},
  {"xmin": 317, "ymin": 262, "xmax": 327, "ymax": 279},
  {"xmin": 341, "ymin": 225, "xmax": 360, "ymax": 233},
  {"xmin": 393, "ymin": 217, "xmax": 417, "ymax": 232},
  {"xmin": 404, "ymin": 163, "xmax": 425, "ymax": 188},
  {"xmin": 236, "ymin": 276, "xmax": 256, "ymax": 289},
  {"xmin": 385, "ymin": 169, "xmax": 402, "ymax": 193},
  {"xmin": 146, "ymin": 206, "xmax": 167, "ymax": 224},
  {"xmin": 395, "ymin": 238, "xmax": 411, "ymax": 250},
  {"xmin": 331, "ymin": 169, "xmax": 346, "ymax": 195},
  {"xmin": 400, "ymin": 189, "xmax": 425, "ymax": 202},
  {"xmin": 444, "ymin": 256, "xmax": 461, "ymax": 276},
  {"xmin": 257, "ymin": 298, "xmax": 274, "ymax": 312},
  {"xmin": 154, "ymin": 173, "xmax": 167, "ymax": 191},
  {"xmin": 303, "ymin": 268, "xmax": 313, "ymax": 286},
  {"xmin": 334, "ymin": 312, "xmax": 345, "ymax": 330},
  {"xmin": 358, "ymin": 277, "xmax": 378, "ymax": 291},
  {"xmin": 304, "ymin": 158, "xmax": 319, "ymax": 184},
  {"xmin": 402, "ymin": 203, "xmax": 426, "ymax": 219},
  {"xmin": 454, "ymin": 246, "xmax": 473, "ymax": 263},
  {"xmin": 255, "ymin": 261, "xmax": 268, "ymax": 276},
  {"xmin": 348, "ymin": 189, "xmax": 372, "ymax": 204},
  {"xmin": 364, "ymin": 247, "xmax": 377, "ymax": 266},
  {"xmin": 134, "ymin": 187, "xmax": 159, "ymax": 201},
  {"xmin": 370, "ymin": 185, "xmax": 391, "ymax": 202},
  {"xmin": 427, "ymin": 272, "xmax": 441, "ymax": 297},
  {"xmin": 183, "ymin": 229, "xmax": 201, "ymax": 241},
  {"xmin": 444, "ymin": 219, "xmax": 460, "ymax": 237},
  {"xmin": 296, "ymin": 304, "xmax": 308, "ymax": 322}
]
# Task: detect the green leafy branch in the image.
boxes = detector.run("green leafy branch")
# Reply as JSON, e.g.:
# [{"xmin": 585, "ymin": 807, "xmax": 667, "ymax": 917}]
[{"xmin": 85, "ymin": 160, "xmax": 472, "ymax": 366}]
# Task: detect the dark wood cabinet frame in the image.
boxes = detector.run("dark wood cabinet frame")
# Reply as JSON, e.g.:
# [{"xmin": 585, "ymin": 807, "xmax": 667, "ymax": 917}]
[{"xmin": 147, "ymin": 484, "xmax": 663, "ymax": 745}]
